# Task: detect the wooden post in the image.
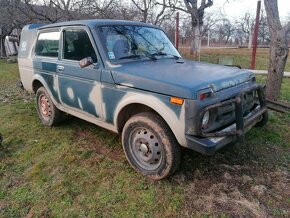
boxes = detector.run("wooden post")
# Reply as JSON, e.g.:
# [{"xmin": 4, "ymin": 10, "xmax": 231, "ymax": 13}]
[
  {"xmin": 175, "ymin": 12, "xmax": 179, "ymax": 50},
  {"xmin": 251, "ymin": 0, "xmax": 261, "ymax": 69}
]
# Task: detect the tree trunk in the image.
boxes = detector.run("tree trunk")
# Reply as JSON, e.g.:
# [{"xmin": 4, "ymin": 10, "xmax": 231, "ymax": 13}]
[
  {"xmin": 0, "ymin": 37, "xmax": 7, "ymax": 58},
  {"xmin": 191, "ymin": 25, "xmax": 201, "ymax": 57},
  {"xmin": 264, "ymin": 0, "xmax": 289, "ymax": 101}
]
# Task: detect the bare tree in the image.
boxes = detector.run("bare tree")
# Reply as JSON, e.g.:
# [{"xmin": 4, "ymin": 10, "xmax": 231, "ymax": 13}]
[
  {"xmin": 235, "ymin": 12, "xmax": 254, "ymax": 46},
  {"xmin": 285, "ymin": 14, "xmax": 290, "ymax": 38},
  {"xmin": 180, "ymin": 10, "xmax": 223, "ymax": 47},
  {"xmin": 114, "ymin": 2, "xmax": 140, "ymax": 21},
  {"xmin": 212, "ymin": 18, "xmax": 235, "ymax": 44},
  {"xmin": 157, "ymin": 0, "xmax": 213, "ymax": 56},
  {"xmin": 18, "ymin": 0, "xmax": 62, "ymax": 23},
  {"xmin": 130, "ymin": 0, "xmax": 172, "ymax": 25},
  {"xmin": 258, "ymin": 9, "xmax": 270, "ymax": 44},
  {"xmin": 82, "ymin": 0, "xmax": 117, "ymax": 19},
  {"xmin": 200, "ymin": 11, "xmax": 222, "ymax": 38},
  {"xmin": 264, "ymin": 0, "xmax": 289, "ymax": 100},
  {"xmin": 131, "ymin": 0, "xmax": 152, "ymax": 22},
  {"xmin": 0, "ymin": 0, "xmax": 19, "ymax": 57}
]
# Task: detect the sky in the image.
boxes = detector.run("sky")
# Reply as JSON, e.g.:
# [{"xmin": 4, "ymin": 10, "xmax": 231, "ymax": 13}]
[{"xmin": 207, "ymin": 0, "xmax": 290, "ymax": 22}]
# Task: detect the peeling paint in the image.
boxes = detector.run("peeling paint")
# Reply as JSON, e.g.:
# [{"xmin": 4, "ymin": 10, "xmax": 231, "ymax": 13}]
[
  {"xmin": 17, "ymin": 21, "xmax": 266, "ymax": 155},
  {"xmin": 67, "ymin": 87, "xmax": 74, "ymax": 99}
]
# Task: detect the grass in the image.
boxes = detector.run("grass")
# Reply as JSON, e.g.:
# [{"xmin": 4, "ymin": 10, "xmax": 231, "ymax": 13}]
[
  {"xmin": 0, "ymin": 59, "xmax": 289, "ymax": 217},
  {"xmin": 256, "ymin": 74, "xmax": 290, "ymax": 102},
  {"xmin": 181, "ymin": 48, "xmax": 290, "ymax": 72}
]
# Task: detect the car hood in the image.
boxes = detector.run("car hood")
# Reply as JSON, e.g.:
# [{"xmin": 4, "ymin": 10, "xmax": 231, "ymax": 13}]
[{"xmin": 111, "ymin": 59, "xmax": 253, "ymax": 99}]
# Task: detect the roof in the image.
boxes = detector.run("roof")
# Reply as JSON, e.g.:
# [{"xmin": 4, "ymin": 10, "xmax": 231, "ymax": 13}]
[{"xmin": 37, "ymin": 19, "xmax": 158, "ymax": 30}]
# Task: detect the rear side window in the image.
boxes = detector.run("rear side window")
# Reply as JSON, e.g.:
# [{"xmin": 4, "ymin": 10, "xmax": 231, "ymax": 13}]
[
  {"xmin": 63, "ymin": 29, "xmax": 97, "ymax": 62},
  {"xmin": 35, "ymin": 31, "xmax": 60, "ymax": 57}
]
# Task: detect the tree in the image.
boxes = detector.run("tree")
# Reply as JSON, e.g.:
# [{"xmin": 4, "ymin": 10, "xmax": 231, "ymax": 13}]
[
  {"xmin": 285, "ymin": 14, "xmax": 290, "ymax": 39},
  {"xmin": 258, "ymin": 9, "xmax": 270, "ymax": 44},
  {"xmin": 0, "ymin": 0, "xmax": 19, "ymax": 57},
  {"xmin": 18, "ymin": 0, "xmax": 61, "ymax": 23},
  {"xmin": 235, "ymin": 12, "xmax": 254, "ymax": 46},
  {"xmin": 115, "ymin": 2, "xmax": 140, "ymax": 21},
  {"xmin": 212, "ymin": 18, "xmax": 235, "ymax": 44},
  {"xmin": 264, "ymin": 0, "xmax": 289, "ymax": 100},
  {"xmin": 200, "ymin": 11, "xmax": 222, "ymax": 39},
  {"xmin": 130, "ymin": 0, "xmax": 173, "ymax": 25},
  {"xmin": 81, "ymin": 0, "xmax": 117, "ymax": 19},
  {"xmin": 157, "ymin": 0, "xmax": 213, "ymax": 57}
]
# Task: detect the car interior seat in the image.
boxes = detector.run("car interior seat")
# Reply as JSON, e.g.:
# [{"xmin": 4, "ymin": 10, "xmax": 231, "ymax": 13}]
[{"xmin": 112, "ymin": 39, "xmax": 130, "ymax": 59}]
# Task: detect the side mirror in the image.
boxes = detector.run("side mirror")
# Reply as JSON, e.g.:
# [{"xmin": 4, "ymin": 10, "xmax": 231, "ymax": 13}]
[{"xmin": 79, "ymin": 57, "xmax": 94, "ymax": 68}]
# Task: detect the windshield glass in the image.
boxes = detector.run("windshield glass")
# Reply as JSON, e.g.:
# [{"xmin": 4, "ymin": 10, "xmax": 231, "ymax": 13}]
[{"xmin": 97, "ymin": 25, "xmax": 181, "ymax": 62}]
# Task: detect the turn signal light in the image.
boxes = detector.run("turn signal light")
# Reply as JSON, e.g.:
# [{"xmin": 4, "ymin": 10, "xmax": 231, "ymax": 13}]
[{"xmin": 170, "ymin": 97, "xmax": 184, "ymax": 105}]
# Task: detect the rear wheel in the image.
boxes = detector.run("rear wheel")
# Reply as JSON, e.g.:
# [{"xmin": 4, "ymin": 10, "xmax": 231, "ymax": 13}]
[
  {"xmin": 36, "ymin": 87, "xmax": 64, "ymax": 126},
  {"xmin": 122, "ymin": 112, "xmax": 181, "ymax": 180}
]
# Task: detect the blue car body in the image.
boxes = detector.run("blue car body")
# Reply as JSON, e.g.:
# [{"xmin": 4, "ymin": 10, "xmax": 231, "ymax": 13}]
[{"xmin": 18, "ymin": 19, "xmax": 268, "ymax": 155}]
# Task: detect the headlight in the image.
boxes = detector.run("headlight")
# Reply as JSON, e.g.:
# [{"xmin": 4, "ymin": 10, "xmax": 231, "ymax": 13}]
[{"xmin": 202, "ymin": 111, "xmax": 210, "ymax": 129}]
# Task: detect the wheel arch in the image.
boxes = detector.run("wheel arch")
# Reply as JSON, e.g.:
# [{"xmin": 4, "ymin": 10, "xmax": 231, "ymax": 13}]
[
  {"xmin": 114, "ymin": 96, "xmax": 186, "ymax": 146},
  {"xmin": 117, "ymin": 103, "xmax": 156, "ymax": 133},
  {"xmin": 32, "ymin": 79, "xmax": 43, "ymax": 93},
  {"xmin": 31, "ymin": 76, "xmax": 59, "ymax": 107}
]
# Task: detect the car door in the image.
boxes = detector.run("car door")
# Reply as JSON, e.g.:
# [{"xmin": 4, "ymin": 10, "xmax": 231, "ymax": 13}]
[
  {"xmin": 57, "ymin": 26, "xmax": 103, "ymax": 118},
  {"xmin": 33, "ymin": 29, "xmax": 61, "ymax": 103}
]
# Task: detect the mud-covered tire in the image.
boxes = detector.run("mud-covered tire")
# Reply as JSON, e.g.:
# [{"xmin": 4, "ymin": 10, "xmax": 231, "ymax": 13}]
[
  {"xmin": 122, "ymin": 112, "xmax": 181, "ymax": 180},
  {"xmin": 255, "ymin": 110, "xmax": 268, "ymax": 127},
  {"xmin": 36, "ymin": 87, "xmax": 64, "ymax": 127}
]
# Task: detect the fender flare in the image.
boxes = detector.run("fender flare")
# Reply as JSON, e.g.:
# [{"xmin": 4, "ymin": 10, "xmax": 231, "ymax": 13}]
[
  {"xmin": 32, "ymin": 74, "xmax": 62, "ymax": 111},
  {"xmin": 113, "ymin": 93, "xmax": 186, "ymax": 146}
]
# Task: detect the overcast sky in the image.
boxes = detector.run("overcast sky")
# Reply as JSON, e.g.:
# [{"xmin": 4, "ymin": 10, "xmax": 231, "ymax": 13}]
[{"xmin": 207, "ymin": 0, "xmax": 289, "ymax": 22}]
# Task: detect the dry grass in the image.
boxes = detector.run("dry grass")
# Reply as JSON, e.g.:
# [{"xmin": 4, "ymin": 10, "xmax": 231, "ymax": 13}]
[{"xmin": 181, "ymin": 48, "xmax": 290, "ymax": 72}]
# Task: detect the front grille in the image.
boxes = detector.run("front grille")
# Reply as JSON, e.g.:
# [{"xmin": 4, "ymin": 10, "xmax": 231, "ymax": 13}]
[
  {"xmin": 198, "ymin": 83, "xmax": 267, "ymax": 140},
  {"xmin": 205, "ymin": 90, "xmax": 257, "ymax": 133}
]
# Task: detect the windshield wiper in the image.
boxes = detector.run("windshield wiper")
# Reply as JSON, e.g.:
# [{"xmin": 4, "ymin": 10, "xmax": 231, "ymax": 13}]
[
  {"xmin": 119, "ymin": 53, "xmax": 157, "ymax": 61},
  {"xmin": 142, "ymin": 51, "xmax": 157, "ymax": 61},
  {"xmin": 151, "ymin": 52, "xmax": 180, "ymax": 60},
  {"xmin": 118, "ymin": 54, "xmax": 141, "ymax": 60}
]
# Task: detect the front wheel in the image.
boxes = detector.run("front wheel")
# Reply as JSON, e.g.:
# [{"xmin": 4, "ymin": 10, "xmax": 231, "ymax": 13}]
[{"xmin": 122, "ymin": 112, "xmax": 181, "ymax": 180}]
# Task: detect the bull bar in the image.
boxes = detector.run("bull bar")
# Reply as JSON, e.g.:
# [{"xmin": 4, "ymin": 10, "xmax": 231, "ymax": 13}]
[{"xmin": 197, "ymin": 83, "xmax": 268, "ymax": 144}]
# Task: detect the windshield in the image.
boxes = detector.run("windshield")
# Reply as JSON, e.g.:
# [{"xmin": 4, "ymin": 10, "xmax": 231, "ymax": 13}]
[{"xmin": 97, "ymin": 25, "xmax": 181, "ymax": 62}]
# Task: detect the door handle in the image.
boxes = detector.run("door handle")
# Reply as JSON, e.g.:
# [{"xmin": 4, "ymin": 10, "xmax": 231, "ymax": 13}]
[{"xmin": 57, "ymin": 65, "xmax": 64, "ymax": 71}]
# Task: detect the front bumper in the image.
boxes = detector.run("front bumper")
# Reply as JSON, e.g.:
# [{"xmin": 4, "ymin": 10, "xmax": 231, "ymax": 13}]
[{"xmin": 185, "ymin": 84, "xmax": 268, "ymax": 155}]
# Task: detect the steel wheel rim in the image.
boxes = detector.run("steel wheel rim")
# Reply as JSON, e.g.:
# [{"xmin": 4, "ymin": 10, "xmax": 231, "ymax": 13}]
[
  {"xmin": 128, "ymin": 127, "xmax": 163, "ymax": 171},
  {"xmin": 39, "ymin": 94, "xmax": 51, "ymax": 120}
]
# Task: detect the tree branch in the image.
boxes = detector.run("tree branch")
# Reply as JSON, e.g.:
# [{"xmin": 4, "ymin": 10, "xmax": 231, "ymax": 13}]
[
  {"xmin": 131, "ymin": 0, "xmax": 145, "ymax": 12},
  {"xmin": 199, "ymin": 0, "xmax": 213, "ymax": 11},
  {"xmin": 285, "ymin": 21, "xmax": 290, "ymax": 34},
  {"xmin": 155, "ymin": 1, "xmax": 188, "ymax": 13}
]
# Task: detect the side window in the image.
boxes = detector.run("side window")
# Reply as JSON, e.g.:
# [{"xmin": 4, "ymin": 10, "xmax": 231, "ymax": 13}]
[
  {"xmin": 63, "ymin": 29, "xmax": 97, "ymax": 62},
  {"xmin": 35, "ymin": 31, "xmax": 60, "ymax": 57}
]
